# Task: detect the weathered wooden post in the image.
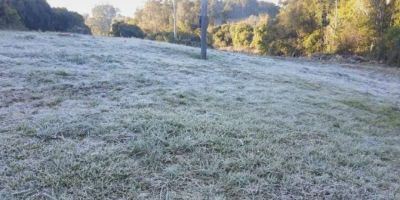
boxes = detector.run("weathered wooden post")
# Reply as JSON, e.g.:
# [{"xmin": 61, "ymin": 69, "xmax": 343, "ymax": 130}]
[
  {"xmin": 172, "ymin": 0, "xmax": 177, "ymax": 40},
  {"xmin": 200, "ymin": 0, "xmax": 208, "ymax": 60}
]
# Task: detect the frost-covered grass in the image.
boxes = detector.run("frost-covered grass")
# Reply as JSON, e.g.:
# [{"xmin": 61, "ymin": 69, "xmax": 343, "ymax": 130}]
[{"xmin": 0, "ymin": 31, "xmax": 400, "ymax": 199}]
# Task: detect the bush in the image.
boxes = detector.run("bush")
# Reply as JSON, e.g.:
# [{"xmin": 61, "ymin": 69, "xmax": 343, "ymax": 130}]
[
  {"xmin": 145, "ymin": 31, "xmax": 200, "ymax": 46},
  {"xmin": 211, "ymin": 24, "xmax": 232, "ymax": 48},
  {"xmin": 251, "ymin": 23, "xmax": 268, "ymax": 53},
  {"xmin": 175, "ymin": 32, "xmax": 200, "ymax": 46},
  {"xmin": 267, "ymin": 38, "xmax": 300, "ymax": 56},
  {"xmin": 383, "ymin": 26, "xmax": 400, "ymax": 66},
  {"xmin": 302, "ymin": 30, "xmax": 324, "ymax": 56},
  {"xmin": 111, "ymin": 21, "xmax": 145, "ymax": 38},
  {"xmin": 146, "ymin": 32, "xmax": 175, "ymax": 42},
  {"xmin": 230, "ymin": 23, "xmax": 254, "ymax": 48}
]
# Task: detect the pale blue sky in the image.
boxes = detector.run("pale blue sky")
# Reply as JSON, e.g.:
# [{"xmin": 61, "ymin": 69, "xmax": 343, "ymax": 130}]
[{"xmin": 47, "ymin": 0, "xmax": 280, "ymax": 17}]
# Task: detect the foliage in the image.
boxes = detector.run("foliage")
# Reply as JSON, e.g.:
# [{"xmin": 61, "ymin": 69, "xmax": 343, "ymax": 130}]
[
  {"xmin": 0, "ymin": 1, "xmax": 24, "ymax": 29},
  {"xmin": 302, "ymin": 30, "xmax": 324, "ymax": 55},
  {"xmin": 110, "ymin": 21, "xmax": 144, "ymax": 38},
  {"xmin": 230, "ymin": 23, "xmax": 254, "ymax": 48},
  {"xmin": 52, "ymin": 8, "xmax": 91, "ymax": 34},
  {"xmin": 10, "ymin": 0, "xmax": 54, "ymax": 31},
  {"xmin": 332, "ymin": 0, "xmax": 375, "ymax": 55},
  {"xmin": 86, "ymin": 5, "xmax": 118, "ymax": 36},
  {"xmin": 211, "ymin": 24, "xmax": 232, "ymax": 48},
  {"xmin": 146, "ymin": 31, "xmax": 200, "ymax": 46},
  {"xmin": 383, "ymin": 26, "xmax": 400, "ymax": 65},
  {"xmin": 223, "ymin": 0, "xmax": 279, "ymax": 22},
  {"xmin": 251, "ymin": 15, "xmax": 269, "ymax": 52},
  {"xmin": 1, "ymin": 0, "xmax": 399, "ymax": 66},
  {"xmin": 1, "ymin": 0, "xmax": 89, "ymax": 34},
  {"xmin": 135, "ymin": 0, "xmax": 172, "ymax": 34}
]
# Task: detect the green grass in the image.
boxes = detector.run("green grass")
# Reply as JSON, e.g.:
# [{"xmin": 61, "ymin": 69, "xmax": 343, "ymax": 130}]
[
  {"xmin": 341, "ymin": 99, "xmax": 400, "ymax": 129},
  {"xmin": 0, "ymin": 31, "xmax": 399, "ymax": 199}
]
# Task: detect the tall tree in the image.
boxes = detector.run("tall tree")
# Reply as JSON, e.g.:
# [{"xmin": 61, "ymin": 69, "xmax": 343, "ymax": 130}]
[
  {"xmin": 86, "ymin": 5, "xmax": 118, "ymax": 36},
  {"xmin": 9, "ymin": 0, "xmax": 53, "ymax": 31},
  {"xmin": 0, "ymin": 0, "xmax": 24, "ymax": 29}
]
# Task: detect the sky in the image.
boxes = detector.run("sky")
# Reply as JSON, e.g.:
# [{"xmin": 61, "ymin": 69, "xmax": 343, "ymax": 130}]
[{"xmin": 47, "ymin": 0, "xmax": 280, "ymax": 17}]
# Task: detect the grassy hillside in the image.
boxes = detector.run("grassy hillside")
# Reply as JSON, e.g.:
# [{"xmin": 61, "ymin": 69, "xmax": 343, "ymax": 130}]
[{"xmin": 0, "ymin": 31, "xmax": 399, "ymax": 199}]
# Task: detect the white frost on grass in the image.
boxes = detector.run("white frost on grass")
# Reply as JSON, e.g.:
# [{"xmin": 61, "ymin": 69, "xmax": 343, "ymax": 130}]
[{"xmin": 0, "ymin": 30, "xmax": 399, "ymax": 199}]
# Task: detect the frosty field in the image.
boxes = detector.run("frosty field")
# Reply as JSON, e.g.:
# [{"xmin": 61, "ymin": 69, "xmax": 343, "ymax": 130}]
[{"xmin": 0, "ymin": 31, "xmax": 400, "ymax": 199}]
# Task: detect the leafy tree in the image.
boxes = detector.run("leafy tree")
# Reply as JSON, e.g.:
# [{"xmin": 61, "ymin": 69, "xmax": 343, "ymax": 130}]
[
  {"xmin": 333, "ymin": 0, "xmax": 375, "ymax": 54},
  {"xmin": 10, "ymin": 0, "xmax": 53, "ymax": 31},
  {"xmin": 176, "ymin": 0, "xmax": 199, "ymax": 33},
  {"xmin": 0, "ymin": 0, "xmax": 24, "ymax": 29},
  {"xmin": 383, "ymin": 26, "xmax": 400, "ymax": 65},
  {"xmin": 52, "ymin": 8, "xmax": 90, "ymax": 34},
  {"xmin": 86, "ymin": 5, "xmax": 118, "ymax": 36},
  {"xmin": 135, "ymin": 0, "xmax": 171, "ymax": 34},
  {"xmin": 209, "ymin": 0, "xmax": 224, "ymax": 25},
  {"xmin": 223, "ymin": 0, "xmax": 278, "ymax": 22}
]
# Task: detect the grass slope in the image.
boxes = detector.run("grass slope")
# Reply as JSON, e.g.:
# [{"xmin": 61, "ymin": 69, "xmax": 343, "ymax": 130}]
[{"xmin": 0, "ymin": 31, "xmax": 400, "ymax": 199}]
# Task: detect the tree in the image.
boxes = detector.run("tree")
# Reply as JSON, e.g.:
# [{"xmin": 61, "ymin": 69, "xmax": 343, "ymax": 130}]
[
  {"xmin": 86, "ymin": 5, "xmax": 118, "ymax": 36},
  {"xmin": 176, "ymin": 0, "xmax": 199, "ymax": 33},
  {"xmin": 10, "ymin": 0, "xmax": 53, "ymax": 31},
  {"xmin": 383, "ymin": 26, "xmax": 400, "ymax": 65},
  {"xmin": 209, "ymin": 0, "xmax": 223, "ymax": 25},
  {"xmin": 0, "ymin": 0, "xmax": 24, "ymax": 29},
  {"xmin": 52, "ymin": 8, "xmax": 91, "ymax": 34},
  {"xmin": 2, "ymin": 0, "xmax": 89, "ymax": 34}
]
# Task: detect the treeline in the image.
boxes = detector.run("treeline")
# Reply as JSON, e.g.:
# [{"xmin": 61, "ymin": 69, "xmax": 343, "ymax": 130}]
[
  {"xmin": 0, "ymin": 0, "xmax": 90, "ymax": 34},
  {"xmin": 1, "ymin": 0, "xmax": 399, "ymax": 66},
  {"xmin": 86, "ymin": 0, "xmax": 278, "ymax": 46},
  {"xmin": 253, "ymin": 0, "xmax": 400, "ymax": 66},
  {"xmin": 106, "ymin": 0, "xmax": 399, "ymax": 66}
]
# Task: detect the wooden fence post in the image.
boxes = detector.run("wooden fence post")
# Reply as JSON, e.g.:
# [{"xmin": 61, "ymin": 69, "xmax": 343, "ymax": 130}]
[{"xmin": 200, "ymin": 0, "xmax": 208, "ymax": 60}]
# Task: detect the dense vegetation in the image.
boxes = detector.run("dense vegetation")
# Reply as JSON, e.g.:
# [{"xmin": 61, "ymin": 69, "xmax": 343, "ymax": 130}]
[
  {"xmin": 0, "ymin": 0, "xmax": 90, "ymax": 34},
  {"xmin": 106, "ymin": 0, "xmax": 398, "ymax": 66},
  {"xmin": 110, "ymin": 21, "xmax": 145, "ymax": 38},
  {"xmin": 0, "ymin": 0, "xmax": 399, "ymax": 66}
]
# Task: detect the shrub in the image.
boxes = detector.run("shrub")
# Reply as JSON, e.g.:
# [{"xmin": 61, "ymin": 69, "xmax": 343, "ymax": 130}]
[
  {"xmin": 110, "ymin": 21, "xmax": 145, "ymax": 38},
  {"xmin": 251, "ymin": 23, "xmax": 268, "ymax": 53},
  {"xmin": 145, "ymin": 31, "xmax": 200, "ymax": 46},
  {"xmin": 267, "ymin": 38, "xmax": 299, "ymax": 56},
  {"xmin": 302, "ymin": 30, "xmax": 324, "ymax": 56},
  {"xmin": 211, "ymin": 24, "xmax": 232, "ymax": 48},
  {"xmin": 230, "ymin": 23, "xmax": 254, "ymax": 48},
  {"xmin": 383, "ymin": 26, "xmax": 400, "ymax": 66}
]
